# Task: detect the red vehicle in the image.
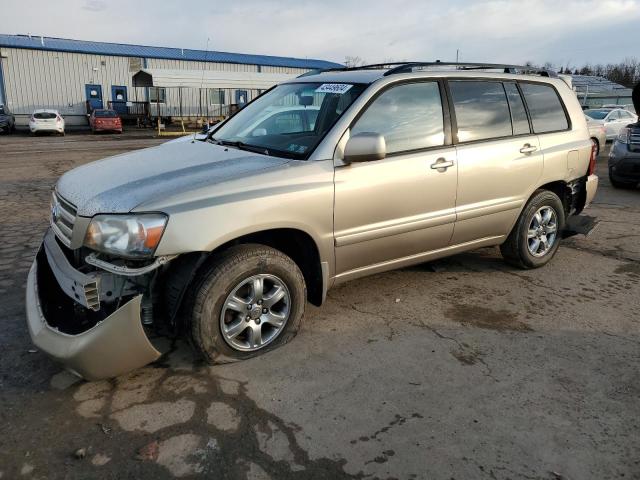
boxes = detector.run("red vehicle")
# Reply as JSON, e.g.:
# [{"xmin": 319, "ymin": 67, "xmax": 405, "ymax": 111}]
[{"xmin": 89, "ymin": 109, "xmax": 123, "ymax": 133}]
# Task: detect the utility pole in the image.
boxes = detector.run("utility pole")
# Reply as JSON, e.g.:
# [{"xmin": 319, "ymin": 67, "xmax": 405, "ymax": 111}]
[{"xmin": 456, "ymin": 49, "xmax": 459, "ymax": 63}]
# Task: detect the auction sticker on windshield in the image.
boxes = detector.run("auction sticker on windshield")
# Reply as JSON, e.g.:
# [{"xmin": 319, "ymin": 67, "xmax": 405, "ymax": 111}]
[{"xmin": 315, "ymin": 83, "xmax": 353, "ymax": 94}]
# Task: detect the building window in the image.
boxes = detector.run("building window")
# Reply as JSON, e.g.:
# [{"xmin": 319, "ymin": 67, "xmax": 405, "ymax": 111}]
[
  {"xmin": 149, "ymin": 87, "xmax": 166, "ymax": 104},
  {"xmin": 209, "ymin": 89, "xmax": 226, "ymax": 105}
]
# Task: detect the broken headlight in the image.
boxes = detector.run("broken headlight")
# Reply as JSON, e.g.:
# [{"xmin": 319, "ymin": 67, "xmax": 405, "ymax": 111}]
[{"xmin": 84, "ymin": 213, "xmax": 168, "ymax": 259}]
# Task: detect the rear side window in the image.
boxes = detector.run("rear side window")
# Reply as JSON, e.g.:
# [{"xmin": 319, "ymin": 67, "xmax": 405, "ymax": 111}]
[
  {"xmin": 503, "ymin": 83, "xmax": 530, "ymax": 135},
  {"xmin": 351, "ymin": 81, "xmax": 445, "ymax": 154},
  {"xmin": 449, "ymin": 81, "xmax": 512, "ymax": 142},
  {"xmin": 520, "ymin": 83, "xmax": 569, "ymax": 133}
]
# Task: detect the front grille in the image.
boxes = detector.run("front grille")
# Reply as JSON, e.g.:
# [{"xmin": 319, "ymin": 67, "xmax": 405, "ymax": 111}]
[
  {"xmin": 630, "ymin": 132, "xmax": 640, "ymax": 145},
  {"xmin": 51, "ymin": 191, "xmax": 77, "ymax": 247}
]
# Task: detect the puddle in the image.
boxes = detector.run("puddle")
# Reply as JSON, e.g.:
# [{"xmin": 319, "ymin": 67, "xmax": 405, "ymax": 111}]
[{"xmin": 445, "ymin": 304, "xmax": 532, "ymax": 332}]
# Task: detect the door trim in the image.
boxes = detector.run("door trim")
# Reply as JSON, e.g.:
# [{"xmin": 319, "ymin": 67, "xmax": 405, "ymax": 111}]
[
  {"xmin": 334, "ymin": 235, "xmax": 504, "ymax": 284},
  {"xmin": 335, "ymin": 209, "xmax": 456, "ymax": 247}
]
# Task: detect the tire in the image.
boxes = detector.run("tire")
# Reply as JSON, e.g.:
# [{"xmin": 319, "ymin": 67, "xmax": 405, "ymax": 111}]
[
  {"xmin": 500, "ymin": 190, "xmax": 565, "ymax": 269},
  {"xmin": 609, "ymin": 170, "xmax": 636, "ymax": 189},
  {"xmin": 189, "ymin": 244, "xmax": 306, "ymax": 364}
]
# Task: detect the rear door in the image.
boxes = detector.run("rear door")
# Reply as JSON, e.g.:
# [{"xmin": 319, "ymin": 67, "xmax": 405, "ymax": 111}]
[
  {"xmin": 334, "ymin": 80, "xmax": 457, "ymax": 277},
  {"xmin": 448, "ymin": 80, "xmax": 543, "ymax": 245}
]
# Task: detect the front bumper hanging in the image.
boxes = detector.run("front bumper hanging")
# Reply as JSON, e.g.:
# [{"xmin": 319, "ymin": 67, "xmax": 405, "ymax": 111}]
[{"xmin": 25, "ymin": 229, "xmax": 161, "ymax": 380}]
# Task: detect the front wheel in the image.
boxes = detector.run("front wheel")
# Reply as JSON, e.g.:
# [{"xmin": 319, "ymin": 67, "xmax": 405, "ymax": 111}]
[
  {"xmin": 189, "ymin": 244, "xmax": 306, "ymax": 364},
  {"xmin": 500, "ymin": 190, "xmax": 565, "ymax": 269}
]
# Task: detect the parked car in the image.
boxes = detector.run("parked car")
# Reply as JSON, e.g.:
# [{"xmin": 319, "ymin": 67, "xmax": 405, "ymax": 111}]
[
  {"xmin": 29, "ymin": 109, "xmax": 65, "ymax": 135},
  {"xmin": 89, "ymin": 109, "xmax": 123, "ymax": 134},
  {"xmin": 585, "ymin": 115, "xmax": 607, "ymax": 155},
  {"xmin": 26, "ymin": 63, "xmax": 598, "ymax": 379},
  {"xmin": 608, "ymin": 124, "xmax": 640, "ymax": 188},
  {"xmin": 584, "ymin": 108, "xmax": 638, "ymax": 140},
  {"xmin": 0, "ymin": 104, "xmax": 16, "ymax": 133}
]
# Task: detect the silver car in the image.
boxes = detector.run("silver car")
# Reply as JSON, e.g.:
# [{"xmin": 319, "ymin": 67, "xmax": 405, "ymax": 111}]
[
  {"xmin": 585, "ymin": 108, "xmax": 638, "ymax": 140},
  {"xmin": 27, "ymin": 63, "xmax": 598, "ymax": 379}
]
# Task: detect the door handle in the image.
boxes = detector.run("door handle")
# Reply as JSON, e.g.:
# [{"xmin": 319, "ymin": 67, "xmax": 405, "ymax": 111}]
[
  {"xmin": 520, "ymin": 143, "xmax": 538, "ymax": 154},
  {"xmin": 430, "ymin": 158, "xmax": 454, "ymax": 171}
]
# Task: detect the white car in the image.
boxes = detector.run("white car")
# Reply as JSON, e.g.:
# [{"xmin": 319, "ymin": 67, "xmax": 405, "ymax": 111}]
[
  {"xmin": 29, "ymin": 109, "xmax": 65, "ymax": 135},
  {"xmin": 584, "ymin": 108, "xmax": 638, "ymax": 140}
]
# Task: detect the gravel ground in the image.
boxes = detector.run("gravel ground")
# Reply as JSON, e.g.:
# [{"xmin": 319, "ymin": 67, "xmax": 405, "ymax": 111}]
[{"xmin": 0, "ymin": 131, "xmax": 638, "ymax": 480}]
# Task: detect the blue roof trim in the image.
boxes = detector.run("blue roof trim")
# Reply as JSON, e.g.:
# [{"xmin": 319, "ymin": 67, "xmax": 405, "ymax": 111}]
[{"xmin": 0, "ymin": 34, "xmax": 343, "ymax": 70}]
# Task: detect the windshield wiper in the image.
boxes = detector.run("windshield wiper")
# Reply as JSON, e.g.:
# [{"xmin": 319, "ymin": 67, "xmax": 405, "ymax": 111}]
[{"xmin": 209, "ymin": 138, "xmax": 303, "ymax": 160}]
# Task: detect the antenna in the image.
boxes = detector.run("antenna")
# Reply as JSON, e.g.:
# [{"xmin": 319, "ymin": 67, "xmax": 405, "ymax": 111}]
[{"xmin": 193, "ymin": 37, "xmax": 210, "ymax": 143}]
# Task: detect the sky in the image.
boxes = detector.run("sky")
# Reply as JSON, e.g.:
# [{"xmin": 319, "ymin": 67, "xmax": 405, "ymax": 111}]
[{"xmin": 2, "ymin": 0, "xmax": 639, "ymax": 68}]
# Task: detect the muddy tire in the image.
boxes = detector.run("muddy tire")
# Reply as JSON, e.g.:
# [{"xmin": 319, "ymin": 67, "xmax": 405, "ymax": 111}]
[
  {"xmin": 189, "ymin": 244, "xmax": 306, "ymax": 364},
  {"xmin": 500, "ymin": 190, "xmax": 565, "ymax": 269}
]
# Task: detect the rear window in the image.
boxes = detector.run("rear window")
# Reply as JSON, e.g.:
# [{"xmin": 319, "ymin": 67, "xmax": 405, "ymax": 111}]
[
  {"xmin": 449, "ymin": 81, "xmax": 512, "ymax": 142},
  {"xmin": 95, "ymin": 110, "xmax": 118, "ymax": 118},
  {"xmin": 34, "ymin": 112, "xmax": 57, "ymax": 119},
  {"xmin": 584, "ymin": 110, "xmax": 609, "ymax": 120},
  {"xmin": 520, "ymin": 83, "xmax": 569, "ymax": 133}
]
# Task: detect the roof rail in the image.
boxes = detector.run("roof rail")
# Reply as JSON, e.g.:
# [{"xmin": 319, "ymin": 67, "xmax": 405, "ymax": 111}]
[
  {"xmin": 382, "ymin": 62, "xmax": 558, "ymax": 78},
  {"xmin": 296, "ymin": 61, "xmax": 558, "ymax": 78}
]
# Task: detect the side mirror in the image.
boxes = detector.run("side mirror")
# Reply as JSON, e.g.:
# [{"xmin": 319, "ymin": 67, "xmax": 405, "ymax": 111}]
[{"xmin": 343, "ymin": 132, "xmax": 386, "ymax": 163}]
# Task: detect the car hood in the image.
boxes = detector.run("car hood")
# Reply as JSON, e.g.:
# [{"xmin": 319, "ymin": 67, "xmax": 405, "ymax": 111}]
[{"xmin": 57, "ymin": 140, "xmax": 291, "ymax": 216}]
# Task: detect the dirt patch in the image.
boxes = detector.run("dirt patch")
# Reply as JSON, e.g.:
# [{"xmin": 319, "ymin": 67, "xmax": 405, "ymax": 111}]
[
  {"xmin": 446, "ymin": 304, "xmax": 532, "ymax": 332},
  {"xmin": 614, "ymin": 262, "xmax": 640, "ymax": 278}
]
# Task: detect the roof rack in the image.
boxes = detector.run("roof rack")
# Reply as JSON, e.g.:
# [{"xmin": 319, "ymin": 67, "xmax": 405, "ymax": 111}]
[{"xmin": 298, "ymin": 61, "xmax": 558, "ymax": 78}]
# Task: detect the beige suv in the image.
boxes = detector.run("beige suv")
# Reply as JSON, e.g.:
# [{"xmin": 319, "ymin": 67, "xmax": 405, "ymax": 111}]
[{"xmin": 27, "ymin": 62, "xmax": 598, "ymax": 379}]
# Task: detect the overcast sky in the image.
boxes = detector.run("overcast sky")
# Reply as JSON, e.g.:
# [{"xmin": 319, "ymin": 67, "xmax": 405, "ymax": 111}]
[{"xmin": 2, "ymin": 0, "xmax": 639, "ymax": 67}]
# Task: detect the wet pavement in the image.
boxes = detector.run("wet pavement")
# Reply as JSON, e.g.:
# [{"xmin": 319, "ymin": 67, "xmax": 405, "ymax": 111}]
[{"xmin": 0, "ymin": 132, "xmax": 639, "ymax": 479}]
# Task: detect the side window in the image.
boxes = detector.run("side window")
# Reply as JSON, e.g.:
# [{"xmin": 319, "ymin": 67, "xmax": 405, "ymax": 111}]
[
  {"xmin": 149, "ymin": 87, "xmax": 166, "ymax": 104},
  {"xmin": 608, "ymin": 111, "xmax": 620, "ymax": 120},
  {"xmin": 351, "ymin": 82, "xmax": 445, "ymax": 154},
  {"xmin": 519, "ymin": 83, "xmax": 569, "ymax": 133},
  {"xmin": 503, "ymin": 83, "xmax": 530, "ymax": 135},
  {"xmin": 449, "ymin": 81, "xmax": 512, "ymax": 142}
]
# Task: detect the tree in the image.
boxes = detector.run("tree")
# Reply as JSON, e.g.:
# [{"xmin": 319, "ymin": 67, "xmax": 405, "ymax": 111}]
[{"xmin": 344, "ymin": 56, "xmax": 366, "ymax": 68}]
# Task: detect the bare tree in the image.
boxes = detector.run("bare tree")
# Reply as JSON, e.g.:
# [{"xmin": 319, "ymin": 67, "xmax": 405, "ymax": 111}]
[{"xmin": 344, "ymin": 56, "xmax": 367, "ymax": 68}]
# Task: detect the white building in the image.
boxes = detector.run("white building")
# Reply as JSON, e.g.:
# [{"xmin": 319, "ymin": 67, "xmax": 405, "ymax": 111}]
[{"xmin": 0, "ymin": 34, "xmax": 341, "ymax": 126}]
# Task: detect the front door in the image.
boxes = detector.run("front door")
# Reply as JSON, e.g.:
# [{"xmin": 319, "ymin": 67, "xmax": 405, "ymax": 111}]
[
  {"xmin": 333, "ymin": 81, "xmax": 457, "ymax": 279},
  {"xmin": 85, "ymin": 84, "xmax": 103, "ymax": 111},
  {"xmin": 111, "ymin": 85, "xmax": 127, "ymax": 114},
  {"xmin": 235, "ymin": 90, "xmax": 248, "ymax": 106}
]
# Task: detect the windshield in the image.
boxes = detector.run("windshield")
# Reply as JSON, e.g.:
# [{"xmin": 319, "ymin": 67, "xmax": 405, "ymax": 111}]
[
  {"xmin": 95, "ymin": 110, "xmax": 118, "ymax": 117},
  {"xmin": 585, "ymin": 110, "xmax": 609, "ymax": 120},
  {"xmin": 210, "ymin": 82, "xmax": 366, "ymax": 159}
]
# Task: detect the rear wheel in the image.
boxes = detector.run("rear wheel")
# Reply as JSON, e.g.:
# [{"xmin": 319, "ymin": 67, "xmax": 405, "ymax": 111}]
[
  {"xmin": 500, "ymin": 190, "xmax": 565, "ymax": 269},
  {"xmin": 189, "ymin": 244, "xmax": 306, "ymax": 364}
]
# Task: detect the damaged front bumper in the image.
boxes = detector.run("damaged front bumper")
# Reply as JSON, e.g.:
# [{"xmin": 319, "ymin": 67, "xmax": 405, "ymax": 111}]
[{"xmin": 25, "ymin": 229, "xmax": 161, "ymax": 380}]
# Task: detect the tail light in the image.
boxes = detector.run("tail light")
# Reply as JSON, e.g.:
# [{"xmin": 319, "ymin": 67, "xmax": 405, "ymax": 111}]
[
  {"xmin": 617, "ymin": 127, "xmax": 630, "ymax": 144},
  {"xmin": 588, "ymin": 142, "xmax": 597, "ymax": 176},
  {"xmin": 56, "ymin": 115, "xmax": 62, "ymax": 123},
  {"xmin": 30, "ymin": 115, "xmax": 35, "ymax": 122}
]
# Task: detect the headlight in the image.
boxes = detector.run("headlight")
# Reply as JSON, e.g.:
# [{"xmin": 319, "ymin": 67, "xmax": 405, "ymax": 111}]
[{"xmin": 84, "ymin": 214, "xmax": 168, "ymax": 258}]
